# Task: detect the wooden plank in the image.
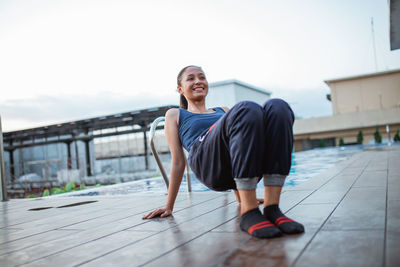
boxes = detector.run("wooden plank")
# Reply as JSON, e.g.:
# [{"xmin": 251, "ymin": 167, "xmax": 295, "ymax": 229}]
[
  {"xmin": 210, "ymin": 203, "xmax": 336, "ymax": 267},
  {"xmin": 386, "ymin": 198, "xmax": 400, "ymax": 266},
  {"xmin": 278, "ymin": 190, "xmax": 314, "ymax": 212},
  {"xmin": 340, "ymin": 167, "xmax": 365, "ymax": 176},
  {"xmin": 365, "ymin": 163, "xmax": 388, "ymax": 172},
  {"xmin": 0, "ymin": 202, "xmax": 132, "ymax": 243},
  {"xmin": 20, "ymin": 230, "xmax": 152, "ymax": 267},
  {"xmin": 353, "ymin": 170, "xmax": 387, "ymax": 188},
  {"xmin": 388, "ymin": 174, "xmax": 400, "ymax": 201},
  {"xmin": 0, "ymin": 196, "xmax": 142, "ymax": 228},
  {"xmin": 282, "ymin": 153, "xmax": 361, "ymax": 193},
  {"xmin": 0, "ymin": 193, "xmax": 212, "ymax": 242},
  {"xmin": 0, "ymin": 229, "xmax": 81, "ymax": 256},
  {"xmin": 147, "ymin": 232, "xmax": 251, "ymax": 267},
  {"xmin": 76, "ymin": 202, "xmax": 240, "ymax": 267},
  {"xmin": 386, "ymin": 232, "xmax": 400, "ymax": 267},
  {"xmin": 217, "ymin": 231, "xmax": 316, "ymax": 267},
  {"xmin": 284, "ymin": 169, "xmax": 342, "ymax": 192},
  {"xmin": 59, "ymin": 193, "xmax": 226, "ymax": 231},
  {"xmin": 283, "ymin": 153, "xmax": 362, "ymax": 194},
  {"xmin": 131, "ymin": 194, "xmax": 235, "ymax": 232},
  {"xmin": 301, "ymin": 175, "xmax": 357, "ymax": 205},
  {"xmin": 294, "ymin": 230, "xmax": 384, "ymax": 267},
  {"xmin": 0, "ymin": 193, "xmax": 234, "ymax": 265},
  {"xmin": 323, "ymin": 187, "xmax": 386, "ymax": 231}
]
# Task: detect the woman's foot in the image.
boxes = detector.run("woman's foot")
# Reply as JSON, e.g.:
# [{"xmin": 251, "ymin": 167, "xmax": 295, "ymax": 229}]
[
  {"xmin": 263, "ymin": 205, "xmax": 304, "ymax": 234},
  {"xmin": 240, "ymin": 208, "xmax": 282, "ymax": 238}
]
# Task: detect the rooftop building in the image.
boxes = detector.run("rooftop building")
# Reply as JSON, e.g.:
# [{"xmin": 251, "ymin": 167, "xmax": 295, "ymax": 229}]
[
  {"xmin": 294, "ymin": 69, "xmax": 400, "ymax": 151},
  {"xmin": 207, "ymin": 79, "xmax": 271, "ymax": 108}
]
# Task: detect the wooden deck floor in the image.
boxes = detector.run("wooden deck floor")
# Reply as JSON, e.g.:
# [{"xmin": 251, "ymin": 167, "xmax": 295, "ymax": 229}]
[{"xmin": 1, "ymin": 146, "xmax": 399, "ymax": 267}]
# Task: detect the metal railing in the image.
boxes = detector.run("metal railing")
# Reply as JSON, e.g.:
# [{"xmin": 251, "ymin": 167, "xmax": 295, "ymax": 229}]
[{"xmin": 149, "ymin": 117, "xmax": 191, "ymax": 192}]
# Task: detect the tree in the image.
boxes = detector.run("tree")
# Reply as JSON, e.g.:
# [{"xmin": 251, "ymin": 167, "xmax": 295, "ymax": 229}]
[
  {"xmin": 394, "ymin": 130, "xmax": 400, "ymax": 142},
  {"xmin": 339, "ymin": 138, "xmax": 344, "ymax": 146},
  {"xmin": 357, "ymin": 130, "xmax": 363, "ymax": 144},
  {"xmin": 374, "ymin": 126, "xmax": 382, "ymax": 144}
]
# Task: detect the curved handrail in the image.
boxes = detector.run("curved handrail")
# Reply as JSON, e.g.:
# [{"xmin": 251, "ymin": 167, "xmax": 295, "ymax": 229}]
[
  {"xmin": 149, "ymin": 116, "xmax": 191, "ymax": 192},
  {"xmin": 149, "ymin": 117, "xmax": 169, "ymax": 188}
]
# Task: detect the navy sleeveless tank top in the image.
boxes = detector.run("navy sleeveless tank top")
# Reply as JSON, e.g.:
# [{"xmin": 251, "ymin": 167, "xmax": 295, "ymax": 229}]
[{"xmin": 178, "ymin": 107, "xmax": 225, "ymax": 151}]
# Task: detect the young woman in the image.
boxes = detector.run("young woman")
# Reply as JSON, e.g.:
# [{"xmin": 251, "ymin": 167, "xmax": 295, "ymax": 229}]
[{"xmin": 143, "ymin": 65, "xmax": 304, "ymax": 238}]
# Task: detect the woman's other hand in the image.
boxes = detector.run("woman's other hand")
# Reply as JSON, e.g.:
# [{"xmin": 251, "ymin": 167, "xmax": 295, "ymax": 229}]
[{"xmin": 142, "ymin": 208, "xmax": 172, "ymax": 219}]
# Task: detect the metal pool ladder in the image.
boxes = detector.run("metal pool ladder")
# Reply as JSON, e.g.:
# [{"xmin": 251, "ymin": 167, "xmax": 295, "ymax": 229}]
[{"xmin": 149, "ymin": 117, "xmax": 192, "ymax": 192}]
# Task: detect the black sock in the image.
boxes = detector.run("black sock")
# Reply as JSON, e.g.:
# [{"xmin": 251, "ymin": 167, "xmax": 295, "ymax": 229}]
[
  {"xmin": 240, "ymin": 208, "xmax": 282, "ymax": 238},
  {"xmin": 264, "ymin": 205, "xmax": 304, "ymax": 234}
]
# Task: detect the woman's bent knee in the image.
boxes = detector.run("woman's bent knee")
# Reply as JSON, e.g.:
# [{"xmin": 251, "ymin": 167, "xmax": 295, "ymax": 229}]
[
  {"xmin": 263, "ymin": 98, "xmax": 294, "ymax": 122},
  {"xmin": 230, "ymin": 101, "xmax": 264, "ymax": 123}
]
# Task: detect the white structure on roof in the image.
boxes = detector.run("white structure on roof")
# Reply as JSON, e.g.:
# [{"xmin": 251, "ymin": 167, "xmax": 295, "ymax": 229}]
[{"xmin": 206, "ymin": 79, "xmax": 272, "ymax": 109}]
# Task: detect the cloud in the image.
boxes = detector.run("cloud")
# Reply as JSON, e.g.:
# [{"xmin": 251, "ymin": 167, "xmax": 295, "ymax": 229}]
[
  {"xmin": 272, "ymin": 87, "xmax": 333, "ymax": 119},
  {"xmin": 1, "ymin": 86, "xmax": 333, "ymax": 132},
  {"xmin": 0, "ymin": 92, "xmax": 178, "ymax": 131}
]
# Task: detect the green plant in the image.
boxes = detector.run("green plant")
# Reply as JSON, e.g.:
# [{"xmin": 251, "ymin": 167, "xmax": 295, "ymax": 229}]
[
  {"xmin": 26, "ymin": 180, "xmax": 90, "ymax": 199},
  {"xmin": 374, "ymin": 126, "xmax": 382, "ymax": 144},
  {"xmin": 339, "ymin": 138, "xmax": 344, "ymax": 146},
  {"xmin": 42, "ymin": 189, "xmax": 50, "ymax": 197},
  {"xmin": 52, "ymin": 187, "xmax": 63, "ymax": 194},
  {"xmin": 394, "ymin": 130, "xmax": 400, "ymax": 142},
  {"xmin": 357, "ymin": 130, "xmax": 363, "ymax": 144},
  {"xmin": 318, "ymin": 139, "xmax": 326, "ymax": 147},
  {"xmin": 65, "ymin": 181, "xmax": 76, "ymax": 192}
]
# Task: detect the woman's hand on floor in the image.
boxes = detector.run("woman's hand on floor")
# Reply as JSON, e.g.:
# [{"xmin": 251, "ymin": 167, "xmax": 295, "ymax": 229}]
[{"xmin": 142, "ymin": 208, "xmax": 172, "ymax": 219}]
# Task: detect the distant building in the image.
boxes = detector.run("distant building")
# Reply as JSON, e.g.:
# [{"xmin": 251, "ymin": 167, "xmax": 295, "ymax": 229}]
[
  {"xmin": 206, "ymin": 79, "xmax": 271, "ymax": 108},
  {"xmin": 328, "ymin": 69, "xmax": 400, "ymax": 115},
  {"xmin": 294, "ymin": 69, "xmax": 400, "ymax": 151}
]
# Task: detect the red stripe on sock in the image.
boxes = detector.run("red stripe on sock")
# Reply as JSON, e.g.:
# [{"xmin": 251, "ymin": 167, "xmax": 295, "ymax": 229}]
[
  {"xmin": 276, "ymin": 216, "xmax": 294, "ymax": 224},
  {"xmin": 249, "ymin": 223, "xmax": 275, "ymax": 234},
  {"xmin": 248, "ymin": 221, "xmax": 274, "ymax": 235},
  {"xmin": 276, "ymin": 219, "xmax": 294, "ymax": 226}
]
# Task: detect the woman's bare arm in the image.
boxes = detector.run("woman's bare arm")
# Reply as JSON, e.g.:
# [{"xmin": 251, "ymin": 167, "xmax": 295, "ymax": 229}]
[{"xmin": 143, "ymin": 108, "xmax": 186, "ymax": 219}]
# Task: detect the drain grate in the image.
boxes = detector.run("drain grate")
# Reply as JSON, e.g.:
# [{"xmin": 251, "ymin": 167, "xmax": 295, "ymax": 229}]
[
  {"xmin": 57, "ymin": 200, "xmax": 98, "ymax": 208},
  {"xmin": 28, "ymin": 200, "xmax": 98, "ymax": 211},
  {"xmin": 28, "ymin": 207, "xmax": 53, "ymax": 211}
]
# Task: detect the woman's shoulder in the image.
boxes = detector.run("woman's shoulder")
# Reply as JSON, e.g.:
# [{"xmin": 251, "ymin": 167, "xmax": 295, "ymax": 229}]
[
  {"xmin": 165, "ymin": 108, "xmax": 180, "ymax": 124},
  {"xmin": 165, "ymin": 108, "xmax": 180, "ymax": 117}
]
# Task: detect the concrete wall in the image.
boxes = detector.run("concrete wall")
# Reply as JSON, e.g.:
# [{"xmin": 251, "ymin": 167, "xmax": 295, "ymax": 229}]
[
  {"xmin": 206, "ymin": 83, "xmax": 236, "ymax": 109},
  {"xmin": 327, "ymin": 70, "xmax": 400, "ymax": 115},
  {"xmin": 206, "ymin": 80, "xmax": 271, "ymax": 108},
  {"xmin": 234, "ymin": 85, "xmax": 271, "ymax": 106}
]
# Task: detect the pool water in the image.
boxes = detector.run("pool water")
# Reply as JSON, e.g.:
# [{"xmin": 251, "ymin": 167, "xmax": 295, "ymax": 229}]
[
  {"xmin": 64, "ymin": 145, "xmax": 364, "ymax": 197},
  {"xmin": 284, "ymin": 145, "xmax": 363, "ymax": 186}
]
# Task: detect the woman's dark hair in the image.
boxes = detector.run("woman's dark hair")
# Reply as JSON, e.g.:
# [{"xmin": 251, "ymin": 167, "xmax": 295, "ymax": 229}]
[{"xmin": 177, "ymin": 65, "xmax": 202, "ymax": 109}]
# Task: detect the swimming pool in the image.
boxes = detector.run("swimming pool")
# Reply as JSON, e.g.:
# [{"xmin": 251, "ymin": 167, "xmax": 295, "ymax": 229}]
[{"xmin": 62, "ymin": 145, "xmax": 365, "ymax": 197}]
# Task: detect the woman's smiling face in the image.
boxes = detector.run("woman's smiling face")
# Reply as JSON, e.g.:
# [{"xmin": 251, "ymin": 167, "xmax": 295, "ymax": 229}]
[{"xmin": 177, "ymin": 66, "xmax": 209, "ymax": 101}]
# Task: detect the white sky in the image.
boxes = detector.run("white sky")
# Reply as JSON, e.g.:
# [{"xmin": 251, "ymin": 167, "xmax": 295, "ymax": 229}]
[{"xmin": 1, "ymin": 0, "xmax": 400, "ymax": 131}]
